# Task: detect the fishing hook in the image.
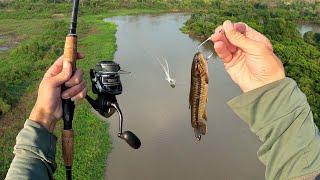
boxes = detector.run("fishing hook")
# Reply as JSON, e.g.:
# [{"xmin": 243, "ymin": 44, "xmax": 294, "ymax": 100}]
[{"xmin": 197, "ymin": 37, "xmax": 214, "ymax": 60}]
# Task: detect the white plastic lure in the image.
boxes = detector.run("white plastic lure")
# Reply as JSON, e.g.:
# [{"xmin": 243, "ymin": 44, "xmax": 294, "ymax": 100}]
[{"xmin": 157, "ymin": 57, "xmax": 176, "ymax": 88}]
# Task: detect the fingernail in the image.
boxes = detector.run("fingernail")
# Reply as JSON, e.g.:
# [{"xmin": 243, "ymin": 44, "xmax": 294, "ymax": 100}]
[
  {"xmin": 62, "ymin": 93, "xmax": 70, "ymax": 99},
  {"xmin": 224, "ymin": 20, "xmax": 233, "ymax": 31},
  {"xmin": 210, "ymin": 34, "xmax": 214, "ymax": 41},
  {"xmin": 63, "ymin": 61, "xmax": 70, "ymax": 69}
]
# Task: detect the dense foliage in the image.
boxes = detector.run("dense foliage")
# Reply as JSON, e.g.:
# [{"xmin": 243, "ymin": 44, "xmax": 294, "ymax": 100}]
[
  {"xmin": 0, "ymin": 0, "xmax": 209, "ymax": 19},
  {"xmin": 1, "ymin": 0, "xmax": 319, "ymax": 19},
  {"xmin": 182, "ymin": 1, "xmax": 320, "ymax": 125}
]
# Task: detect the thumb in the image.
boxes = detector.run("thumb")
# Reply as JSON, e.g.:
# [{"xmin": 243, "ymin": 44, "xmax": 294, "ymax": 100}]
[
  {"xmin": 223, "ymin": 20, "xmax": 259, "ymax": 52},
  {"xmin": 50, "ymin": 61, "xmax": 72, "ymax": 86}
]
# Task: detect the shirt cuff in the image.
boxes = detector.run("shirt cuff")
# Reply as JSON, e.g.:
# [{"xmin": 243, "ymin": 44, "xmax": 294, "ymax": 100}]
[{"xmin": 14, "ymin": 119, "xmax": 57, "ymax": 168}]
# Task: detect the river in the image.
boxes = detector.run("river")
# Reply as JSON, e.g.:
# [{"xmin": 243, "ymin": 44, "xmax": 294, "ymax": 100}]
[{"xmin": 103, "ymin": 13, "xmax": 265, "ymax": 180}]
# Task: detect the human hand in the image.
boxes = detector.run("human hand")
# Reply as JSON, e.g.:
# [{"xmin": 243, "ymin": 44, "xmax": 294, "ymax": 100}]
[
  {"xmin": 29, "ymin": 54, "xmax": 87, "ymax": 132},
  {"xmin": 211, "ymin": 20, "xmax": 285, "ymax": 92}
]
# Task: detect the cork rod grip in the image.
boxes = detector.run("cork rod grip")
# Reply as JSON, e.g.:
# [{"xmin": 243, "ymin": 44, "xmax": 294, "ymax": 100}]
[
  {"xmin": 64, "ymin": 35, "xmax": 77, "ymax": 68},
  {"xmin": 62, "ymin": 130, "xmax": 74, "ymax": 166},
  {"xmin": 62, "ymin": 35, "xmax": 77, "ymax": 168}
]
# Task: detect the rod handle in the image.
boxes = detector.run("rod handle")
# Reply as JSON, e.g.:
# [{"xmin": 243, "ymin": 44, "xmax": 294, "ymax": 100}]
[
  {"xmin": 62, "ymin": 130, "xmax": 74, "ymax": 166},
  {"xmin": 62, "ymin": 34, "xmax": 77, "ymax": 168},
  {"xmin": 64, "ymin": 35, "xmax": 77, "ymax": 69}
]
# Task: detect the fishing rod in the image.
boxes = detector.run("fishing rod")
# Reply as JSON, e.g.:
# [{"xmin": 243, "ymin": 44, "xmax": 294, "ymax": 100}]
[
  {"xmin": 61, "ymin": 1, "xmax": 141, "ymax": 179},
  {"xmin": 61, "ymin": 0, "xmax": 79, "ymax": 180}
]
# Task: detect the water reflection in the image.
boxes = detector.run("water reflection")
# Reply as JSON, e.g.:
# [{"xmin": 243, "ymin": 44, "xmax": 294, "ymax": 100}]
[
  {"xmin": 0, "ymin": 47, "xmax": 9, "ymax": 52},
  {"xmin": 103, "ymin": 13, "xmax": 264, "ymax": 180},
  {"xmin": 297, "ymin": 23, "xmax": 320, "ymax": 36}
]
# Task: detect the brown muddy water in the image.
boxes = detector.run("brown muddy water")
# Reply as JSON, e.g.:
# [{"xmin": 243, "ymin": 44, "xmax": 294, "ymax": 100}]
[{"xmin": 103, "ymin": 13, "xmax": 265, "ymax": 180}]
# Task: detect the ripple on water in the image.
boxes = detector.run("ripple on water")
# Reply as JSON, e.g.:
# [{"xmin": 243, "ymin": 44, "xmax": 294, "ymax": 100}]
[{"xmin": 0, "ymin": 47, "xmax": 9, "ymax": 52}]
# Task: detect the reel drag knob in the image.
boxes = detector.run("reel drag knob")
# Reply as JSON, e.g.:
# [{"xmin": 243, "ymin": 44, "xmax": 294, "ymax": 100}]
[{"xmin": 118, "ymin": 131, "xmax": 141, "ymax": 149}]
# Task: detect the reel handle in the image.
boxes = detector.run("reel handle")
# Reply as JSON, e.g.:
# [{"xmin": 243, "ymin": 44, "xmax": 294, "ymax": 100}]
[
  {"xmin": 119, "ymin": 131, "xmax": 141, "ymax": 149},
  {"xmin": 86, "ymin": 95, "xmax": 141, "ymax": 149},
  {"xmin": 110, "ymin": 102, "xmax": 141, "ymax": 149}
]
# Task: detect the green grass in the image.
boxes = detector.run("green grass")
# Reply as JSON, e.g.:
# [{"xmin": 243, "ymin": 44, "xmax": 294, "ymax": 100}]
[
  {"xmin": 0, "ymin": 18, "xmax": 72, "ymax": 179},
  {"xmin": 0, "ymin": 19, "xmax": 47, "ymax": 35},
  {"xmin": 0, "ymin": 19, "xmax": 48, "ymax": 59}
]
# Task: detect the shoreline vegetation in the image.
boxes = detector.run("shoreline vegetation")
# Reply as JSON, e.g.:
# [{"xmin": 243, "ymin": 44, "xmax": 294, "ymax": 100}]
[{"xmin": 0, "ymin": 0, "xmax": 319, "ymax": 179}]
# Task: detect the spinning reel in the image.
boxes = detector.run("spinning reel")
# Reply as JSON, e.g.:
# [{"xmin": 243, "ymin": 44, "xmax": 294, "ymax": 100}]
[{"xmin": 86, "ymin": 61, "xmax": 141, "ymax": 149}]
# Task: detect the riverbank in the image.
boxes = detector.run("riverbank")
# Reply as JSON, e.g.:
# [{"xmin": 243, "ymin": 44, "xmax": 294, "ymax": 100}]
[{"xmin": 0, "ymin": 8, "xmax": 175, "ymax": 179}]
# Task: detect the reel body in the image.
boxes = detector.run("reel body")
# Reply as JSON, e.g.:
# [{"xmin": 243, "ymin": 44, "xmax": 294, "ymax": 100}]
[
  {"xmin": 90, "ymin": 61, "xmax": 123, "ymax": 95},
  {"xmin": 86, "ymin": 61, "xmax": 141, "ymax": 149}
]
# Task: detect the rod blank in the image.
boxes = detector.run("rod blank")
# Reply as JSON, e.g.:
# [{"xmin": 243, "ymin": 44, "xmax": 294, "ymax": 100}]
[{"xmin": 69, "ymin": 0, "xmax": 80, "ymax": 35}]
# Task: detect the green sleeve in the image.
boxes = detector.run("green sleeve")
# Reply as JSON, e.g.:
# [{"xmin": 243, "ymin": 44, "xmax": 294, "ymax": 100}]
[
  {"xmin": 228, "ymin": 78, "xmax": 320, "ymax": 180},
  {"xmin": 5, "ymin": 120, "xmax": 57, "ymax": 180}
]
